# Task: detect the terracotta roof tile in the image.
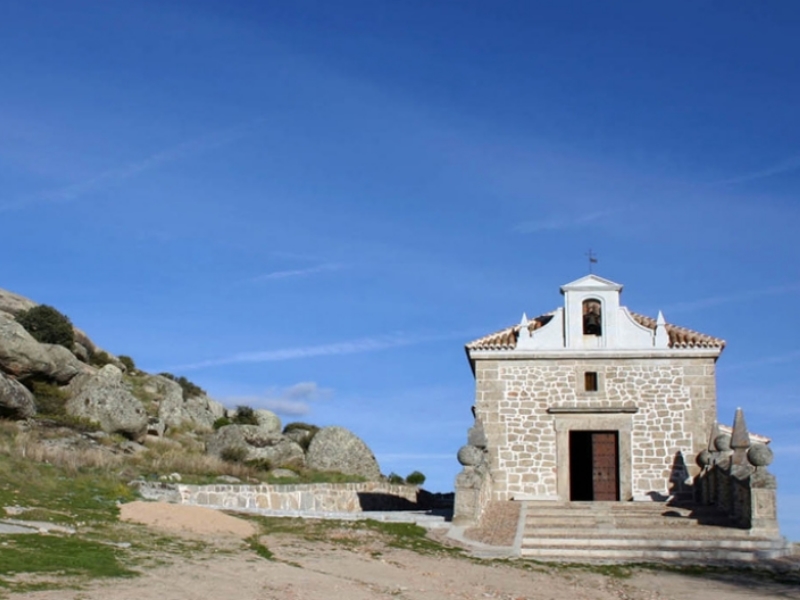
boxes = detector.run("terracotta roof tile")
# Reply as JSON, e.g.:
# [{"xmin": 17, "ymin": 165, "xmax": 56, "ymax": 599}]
[
  {"xmin": 466, "ymin": 310, "xmax": 725, "ymax": 351},
  {"xmin": 629, "ymin": 312, "xmax": 726, "ymax": 349},
  {"xmin": 466, "ymin": 313, "xmax": 555, "ymax": 351}
]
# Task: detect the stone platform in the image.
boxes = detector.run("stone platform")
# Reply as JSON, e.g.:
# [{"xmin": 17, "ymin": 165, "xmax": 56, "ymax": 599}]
[{"xmin": 519, "ymin": 500, "xmax": 792, "ymax": 563}]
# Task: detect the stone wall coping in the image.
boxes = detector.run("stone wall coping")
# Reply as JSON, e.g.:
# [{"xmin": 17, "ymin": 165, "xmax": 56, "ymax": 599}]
[
  {"xmin": 469, "ymin": 349, "xmax": 721, "ymax": 360},
  {"xmin": 176, "ymin": 482, "xmax": 414, "ymax": 494}
]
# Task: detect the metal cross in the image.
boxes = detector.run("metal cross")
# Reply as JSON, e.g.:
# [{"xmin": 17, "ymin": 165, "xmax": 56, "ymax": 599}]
[{"xmin": 586, "ymin": 249, "xmax": 598, "ymax": 273}]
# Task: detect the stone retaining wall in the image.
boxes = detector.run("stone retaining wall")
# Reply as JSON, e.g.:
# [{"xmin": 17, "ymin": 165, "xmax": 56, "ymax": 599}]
[{"xmin": 173, "ymin": 481, "xmax": 420, "ymax": 513}]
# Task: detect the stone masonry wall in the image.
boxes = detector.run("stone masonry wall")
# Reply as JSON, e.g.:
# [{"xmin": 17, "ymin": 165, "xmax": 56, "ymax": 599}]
[
  {"xmin": 175, "ymin": 481, "xmax": 419, "ymax": 513},
  {"xmin": 474, "ymin": 357, "xmax": 717, "ymax": 501}
]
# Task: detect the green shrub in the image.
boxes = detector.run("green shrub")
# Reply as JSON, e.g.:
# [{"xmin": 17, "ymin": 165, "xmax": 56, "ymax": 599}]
[
  {"xmin": 387, "ymin": 472, "xmax": 404, "ymax": 485},
  {"xmin": 158, "ymin": 372, "xmax": 205, "ymax": 399},
  {"xmin": 405, "ymin": 470, "xmax": 426, "ymax": 486},
  {"xmin": 30, "ymin": 381, "xmax": 70, "ymax": 416},
  {"xmin": 245, "ymin": 458, "xmax": 272, "ymax": 472},
  {"xmin": 220, "ymin": 446, "xmax": 248, "ymax": 463},
  {"xmin": 213, "ymin": 417, "xmax": 232, "ymax": 430},
  {"xmin": 90, "ymin": 350, "xmax": 113, "ymax": 368},
  {"xmin": 35, "ymin": 413, "xmax": 102, "ymax": 432},
  {"xmin": 118, "ymin": 355, "xmax": 136, "ymax": 372},
  {"xmin": 283, "ymin": 422, "xmax": 320, "ymax": 435},
  {"xmin": 16, "ymin": 305, "xmax": 74, "ymax": 349},
  {"xmin": 233, "ymin": 405, "xmax": 259, "ymax": 426},
  {"xmin": 283, "ymin": 422, "xmax": 319, "ymax": 451}
]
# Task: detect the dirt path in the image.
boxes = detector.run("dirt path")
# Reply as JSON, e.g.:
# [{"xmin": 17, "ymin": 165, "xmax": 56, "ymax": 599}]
[{"xmin": 7, "ymin": 503, "xmax": 799, "ymax": 600}]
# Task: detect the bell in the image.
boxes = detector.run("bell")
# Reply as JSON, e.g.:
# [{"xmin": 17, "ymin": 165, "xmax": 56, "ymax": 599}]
[{"xmin": 583, "ymin": 311, "xmax": 602, "ymax": 335}]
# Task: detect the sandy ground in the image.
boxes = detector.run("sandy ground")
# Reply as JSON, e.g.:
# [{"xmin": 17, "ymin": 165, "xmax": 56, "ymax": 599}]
[{"xmin": 6, "ymin": 502, "xmax": 800, "ymax": 600}]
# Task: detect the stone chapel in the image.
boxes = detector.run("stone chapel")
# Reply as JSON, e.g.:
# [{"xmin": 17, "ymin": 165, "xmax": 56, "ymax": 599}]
[{"xmin": 453, "ymin": 274, "xmax": 786, "ymax": 561}]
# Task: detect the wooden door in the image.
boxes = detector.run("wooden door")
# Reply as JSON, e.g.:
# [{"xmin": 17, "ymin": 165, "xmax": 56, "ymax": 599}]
[{"xmin": 591, "ymin": 432, "xmax": 619, "ymax": 501}]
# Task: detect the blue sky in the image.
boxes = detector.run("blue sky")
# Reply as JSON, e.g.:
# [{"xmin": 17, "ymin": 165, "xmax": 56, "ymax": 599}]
[{"xmin": 1, "ymin": 1, "xmax": 798, "ymax": 538}]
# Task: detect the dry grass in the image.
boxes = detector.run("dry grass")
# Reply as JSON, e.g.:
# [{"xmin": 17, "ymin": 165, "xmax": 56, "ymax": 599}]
[
  {"xmin": 1, "ymin": 428, "xmax": 124, "ymax": 475},
  {"xmin": 0, "ymin": 421, "xmax": 256, "ymax": 481},
  {"xmin": 133, "ymin": 440, "xmax": 257, "ymax": 480}
]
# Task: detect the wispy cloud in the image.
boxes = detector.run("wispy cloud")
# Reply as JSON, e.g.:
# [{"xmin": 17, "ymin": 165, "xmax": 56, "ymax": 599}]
[
  {"xmin": 250, "ymin": 263, "xmax": 344, "ymax": 282},
  {"xmin": 662, "ymin": 282, "xmax": 800, "ymax": 314},
  {"xmin": 720, "ymin": 350, "xmax": 800, "ymax": 371},
  {"xmin": 514, "ymin": 209, "xmax": 618, "ymax": 233},
  {"xmin": 224, "ymin": 382, "xmax": 332, "ymax": 416},
  {"xmin": 3, "ymin": 118, "xmax": 264, "ymax": 211},
  {"xmin": 710, "ymin": 154, "xmax": 800, "ymax": 186},
  {"xmin": 772, "ymin": 445, "xmax": 800, "ymax": 457},
  {"xmin": 378, "ymin": 453, "xmax": 455, "ymax": 461},
  {"xmin": 170, "ymin": 331, "xmax": 468, "ymax": 371}
]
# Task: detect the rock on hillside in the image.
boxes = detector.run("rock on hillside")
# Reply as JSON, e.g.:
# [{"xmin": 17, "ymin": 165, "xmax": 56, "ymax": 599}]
[
  {"xmin": 0, "ymin": 286, "xmax": 385, "ymax": 481},
  {"xmin": 207, "ymin": 425, "xmax": 305, "ymax": 468},
  {"xmin": 0, "ymin": 372, "xmax": 36, "ymax": 419},
  {"xmin": 0, "ymin": 289, "xmax": 36, "ymax": 315},
  {"xmin": 150, "ymin": 375, "xmax": 225, "ymax": 431},
  {"xmin": 0, "ymin": 312, "xmax": 90, "ymax": 383},
  {"xmin": 306, "ymin": 426, "xmax": 381, "ymax": 480},
  {"xmin": 66, "ymin": 365, "xmax": 148, "ymax": 440}
]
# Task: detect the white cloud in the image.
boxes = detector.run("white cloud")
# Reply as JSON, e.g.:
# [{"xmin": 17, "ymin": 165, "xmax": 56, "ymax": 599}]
[
  {"xmin": 378, "ymin": 453, "xmax": 455, "ymax": 461},
  {"xmin": 171, "ymin": 331, "xmax": 467, "ymax": 371},
  {"xmin": 721, "ymin": 350, "xmax": 800, "ymax": 371},
  {"xmin": 711, "ymin": 154, "xmax": 800, "ymax": 186},
  {"xmin": 662, "ymin": 282, "xmax": 800, "ymax": 314},
  {"xmin": 250, "ymin": 263, "xmax": 344, "ymax": 281},
  {"xmin": 3, "ymin": 118, "xmax": 265, "ymax": 210},
  {"xmin": 225, "ymin": 382, "xmax": 332, "ymax": 417},
  {"xmin": 514, "ymin": 209, "xmax": 618, "ymax": 233}
]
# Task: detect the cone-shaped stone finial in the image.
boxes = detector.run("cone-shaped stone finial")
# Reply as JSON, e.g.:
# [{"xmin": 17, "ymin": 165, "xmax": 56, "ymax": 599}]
[
  {"xmin": 517, "ymin": 312, "xmax": 531, "ymax": 345},
  {"xmin": 707, "ymin": 421, "xmax": 720, "ymax": 452},
  {"xmin": 730, "ymin": 407, "xmax": 751, "ymax": 449},
  {"xmin": 655, "ymin": 310, "xmax": 669, "ymax": 348}
]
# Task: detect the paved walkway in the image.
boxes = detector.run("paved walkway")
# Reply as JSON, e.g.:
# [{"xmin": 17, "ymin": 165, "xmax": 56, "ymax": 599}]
[{"xmin": 0, "ymin": 518, "xmax": 75, "ymax": 535}]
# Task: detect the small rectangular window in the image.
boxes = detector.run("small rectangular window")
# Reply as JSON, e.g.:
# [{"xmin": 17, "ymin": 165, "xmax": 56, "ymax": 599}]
[{"xmin": 584, "ymin": 371, "xmax": 598, "ymax": 392}]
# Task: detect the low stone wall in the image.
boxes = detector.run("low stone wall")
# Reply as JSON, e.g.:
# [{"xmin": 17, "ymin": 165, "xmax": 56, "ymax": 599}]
[{"xmin": 175, "ymin": 481, "xmax": 420, "ymax": 513}]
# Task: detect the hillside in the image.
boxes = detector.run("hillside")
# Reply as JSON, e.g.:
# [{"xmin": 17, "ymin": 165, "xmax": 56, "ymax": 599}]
[{"xmin": 0, "ymin": 287, "xmax": 383, "ymax": 484}]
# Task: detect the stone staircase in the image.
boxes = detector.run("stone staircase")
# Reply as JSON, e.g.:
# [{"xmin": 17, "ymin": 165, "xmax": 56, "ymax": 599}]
[{"xmin": 520, "ymin": 501, "xmax": 791, "ymax": 563}]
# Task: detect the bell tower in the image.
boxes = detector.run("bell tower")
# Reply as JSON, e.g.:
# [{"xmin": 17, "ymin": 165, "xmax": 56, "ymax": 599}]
[{"xmin": 561, "ymin": 274, "xmax": 623, "ymax": 349}]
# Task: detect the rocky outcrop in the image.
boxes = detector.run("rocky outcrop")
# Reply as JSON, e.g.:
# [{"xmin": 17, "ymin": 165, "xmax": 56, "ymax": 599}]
[
  {"xmin": 151, "ymin": 375, "xmax": 186, "ymax": 428},
  {"xmin": 42, "ymin": 343, "xmax": 90, "ymax": 383},
  {"xmin": 254, "ymin": 409, "xmax": 281, "ymax": 434},
  {"xmin": 150, "ymin": 375, "xmax": 224, "ymax": 432},
  {"xmin": 306, "ymin": 426, "xmax": 381, "ymax": 480},
  {"xmin": 0, "ymin": 312, "xmax": 89, "ymax": 383},
  {"xmin": 283, "ymin": 423, "xmax": 317, "ymax": 446},
  {"xmin": 66, "ymin": 365, "xmax": 147, "ymax": 440},
  {"xmin": 0, "ymin": 373, "xmax": 36, "ymax": 419},
  {"xmin": 0, "ymin": 289, "xmax": 36, "ymax": 316},
  {"xmin": 207, "ymin": 425, "xmax": 305, "ymax": 468},
  {"xmin": 183, "ymin": 394, "xmax": 225, "ymax": 431},
  {"xmin": 0, "ymin": 287, "xmax": 382, "ymax": 483}
]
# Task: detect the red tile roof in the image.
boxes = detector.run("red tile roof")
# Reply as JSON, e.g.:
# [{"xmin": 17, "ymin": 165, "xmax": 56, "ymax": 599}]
[{"xmin": 466, "ymin": 311, "xmax": 725, "ymax": 351}]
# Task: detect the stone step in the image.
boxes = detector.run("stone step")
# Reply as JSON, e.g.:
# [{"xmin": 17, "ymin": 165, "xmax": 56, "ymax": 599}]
[
  {"xmin": 519, "ymin": 545, "xmax": 788, "ymax": 562},
  {"xmin": 523, "ymin": 527, "xmax": 760, "ymax": 540},
  {"xmin": 523, "ymin": 516, "xmax": 735, "ymax": 529},
  {"xmin": 524, "ymin": 503, "xmax": 717, "ymax": 515},
  {"xmin": 517, "ymin": 500, "xmax": 791, "ymax": 563},
  {"xmin": 521, "ymin": 536, "xmax": 780, "ymax": 549}
]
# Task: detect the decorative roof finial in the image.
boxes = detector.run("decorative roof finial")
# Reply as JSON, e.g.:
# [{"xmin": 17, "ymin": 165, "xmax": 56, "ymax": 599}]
[
  {"xmin": 518, "ymin": 313, "xmax": 531, "ymax": 341},
  {"xmin": 655, "ymin": 310, "xmax": 669, "ymax": 348},
  {"xmin": 586, "ymin": 249, "xmax": 598, "ymax": 274}
]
